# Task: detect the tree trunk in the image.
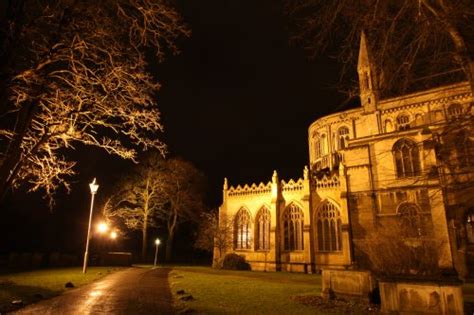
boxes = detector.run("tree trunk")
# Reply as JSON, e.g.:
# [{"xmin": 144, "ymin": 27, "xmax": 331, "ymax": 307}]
[
  {"xmin": 165, "ymin": 206, "xmax": 178, "ymax": 262},
  {"xmin": 165, "ymin": 231, "xmax": 174, "ymax": 262},
  {"xmin": 142, "ymin": 218, "xmax": 148, "ymax": 261}
]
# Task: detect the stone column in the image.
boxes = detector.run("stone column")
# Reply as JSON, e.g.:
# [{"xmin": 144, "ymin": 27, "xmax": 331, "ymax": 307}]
[
  {"xmin": 339, "ymin": 163, "xmax": 353, "ymax": 267},
  {"xmin": 429, "ymin": 188, "xmax": 455, "ymax": 271},
  {"xmin": 271, "ymin": 170, "xmax": 281, "ymax": 271}
]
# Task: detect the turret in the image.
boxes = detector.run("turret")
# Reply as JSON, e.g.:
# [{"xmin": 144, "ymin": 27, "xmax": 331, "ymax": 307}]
[
  {"xmin": 271, "ymin": 170, "xmax": 279, "ymax": 201},
  {"xmin": 358, "ymin": 31, "xmax": 379, "ymax": 113},
  {"xmin": 222, "ymin": 177, "xmax": 228, "ymax": 202}
]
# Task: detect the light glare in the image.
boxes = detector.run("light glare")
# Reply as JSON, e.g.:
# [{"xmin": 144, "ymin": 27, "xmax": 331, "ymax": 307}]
[{"xmin": 97, "ymin": 222, "xmax": 109, "ymax": 233}]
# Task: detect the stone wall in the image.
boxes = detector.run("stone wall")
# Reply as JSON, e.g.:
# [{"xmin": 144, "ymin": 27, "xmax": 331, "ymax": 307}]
[
  {"xmin": 379, "ymin": 280, "xmax": 464, "ymax": 314},
  {"xmin": 321, "ymin": 269, "xmax": 376, "ymax": 301}
]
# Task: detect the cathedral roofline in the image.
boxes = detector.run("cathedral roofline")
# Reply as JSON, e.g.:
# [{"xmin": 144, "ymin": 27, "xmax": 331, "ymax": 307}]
[
  {"xmin": 378, "ymin": 81, "xmax": 470, "ymax": 109},
  {"xmin": 308, "ymin": 81, "xmax": 471, "ymax": 131}
]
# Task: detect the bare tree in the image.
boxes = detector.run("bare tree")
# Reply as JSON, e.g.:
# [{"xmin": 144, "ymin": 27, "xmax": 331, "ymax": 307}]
[
  {"xmin": 355, "ymin": 220, "xmax": 443, "ymax": 277},
  {"xmin": 194, "ymin": 210, "xmax": 234, "ymax": 266},
  {"xmin": 285, "ymin": 0, "xmax": 474, "ymax": 97},
  {"xmin": 0, "ymin": 0, "xmax": 190, "ymax": 205},
  {"xmin": 105, "ymin": 156, "xmax": 205, "ymax": 262},
  {"xmin": 155, "ymin": 158, "xmax": 205, "ymax": 262},
  {"xmin": 102, "ymin": 153, "xmax": 164, "ymax": 260}
]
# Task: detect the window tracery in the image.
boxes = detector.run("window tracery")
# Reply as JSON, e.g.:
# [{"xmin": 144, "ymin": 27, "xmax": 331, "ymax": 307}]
[
  {"xmin": 398, "ymin": 203, "xmax": 424, "ymax": 237},
  {"xmin": 314, "ymin": 134, "xmax": 322, "ymax": 158},
  {"xmin": 385, "ymin": 119, "xmax": 394, "ymax": 133},
  {"xmin": 283, "ymin": 204, "xmax": 304, "ymax": 251},
  {"xmin": 466, "ymin": 211, "xmax": 474, "ymax": 244},
  {"xmin": 448, "ymin": 103, "xmax": 463, "ymax": 119},
  {"xmin": 234, "ymin": 208, "xmax": 251, "ymax": 250},
  {"xmin": 316, "ymin": 201, "xmax": 342, "ymax": 252},
  {"xmin": 393, "ymin": 138, "xmax": 421, "ymax": 178},
  {"xmin": 397, "ymin": 114, "xmax": 411, "ymax": 131},
  {"xmin": 255, "ymin": 207, "xmax": 270, "ymax": 250},
  {"xmin": 338, "ymin": 126, "xmax": 350, "ymax": 150},
  {"xmin": 454, "ymin": 130, "xmax": 472, "ymax": 168}
]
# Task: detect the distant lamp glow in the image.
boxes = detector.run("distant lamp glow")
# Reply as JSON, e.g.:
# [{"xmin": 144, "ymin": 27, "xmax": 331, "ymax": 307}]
[
  {"xmin": 97, "ymin": 222, "xmax": 109, "ymax": 233},
  {"xmin": 110, "ymin": 231, "xmax": 118, "ymax": 239},
  {"xmin": 154, "ymin": 238, "xmax": 160, "ymax": 267}
]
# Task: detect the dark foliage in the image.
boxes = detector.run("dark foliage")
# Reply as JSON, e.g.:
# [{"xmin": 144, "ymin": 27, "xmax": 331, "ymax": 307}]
[{"xmin": 218, "ymin": 253, "xmax": 251, "ymax": 271}]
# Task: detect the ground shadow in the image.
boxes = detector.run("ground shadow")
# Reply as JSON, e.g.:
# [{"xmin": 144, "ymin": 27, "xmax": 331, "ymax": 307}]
[{"xmin": 0, "ymin": 283, "xmax": 57, "ymax": 313}]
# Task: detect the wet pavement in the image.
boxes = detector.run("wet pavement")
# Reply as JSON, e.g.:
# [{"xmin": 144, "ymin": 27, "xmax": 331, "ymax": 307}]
[{"xmin": 13, "ymin": 267, "xmax": 174, "ymax": 314}]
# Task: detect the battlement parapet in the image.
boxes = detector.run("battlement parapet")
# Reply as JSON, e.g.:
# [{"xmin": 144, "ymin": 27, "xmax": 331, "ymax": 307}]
[
  {"xmin": 281, "ymin": 178, "xmax": 304, "ymax": 192},
  {"xmin": 313, "ymin": 174, "xmax": 341, "ymax": 190},
  {"xmin": 228, "ymin": 182, "xmax": 272, "ymax": 197}
]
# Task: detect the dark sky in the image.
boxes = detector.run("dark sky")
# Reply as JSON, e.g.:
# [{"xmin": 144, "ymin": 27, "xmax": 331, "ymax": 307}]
[
  {"xmin": 1, "ymin": 0, "xmax": 347, "ymax": 255},
  {"xmin": 155, "ymin": 0, "xmax": 344, "ymax": 201}
]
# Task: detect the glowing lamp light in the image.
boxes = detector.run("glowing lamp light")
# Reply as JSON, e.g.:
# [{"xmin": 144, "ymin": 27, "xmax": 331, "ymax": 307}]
[
  {"xmin": 97, "ymin": 222, "xmax": 109, "ymax": 233},
  {"xmin": 89, "ymin": 178, "xmax": 99, "ymax": 195},
  {"xmin": 154, "ymin": 238, "xmax": 160, "ymax": 267},
  {"xmin": 110, "ymin": 231, "xmax": 118, "ymax": 239}
]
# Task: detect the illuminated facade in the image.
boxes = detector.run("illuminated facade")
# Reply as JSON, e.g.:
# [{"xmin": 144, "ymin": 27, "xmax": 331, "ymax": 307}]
[{"xmin": 216, "ymin": 33, "xmax": 474, "ymax": 276}]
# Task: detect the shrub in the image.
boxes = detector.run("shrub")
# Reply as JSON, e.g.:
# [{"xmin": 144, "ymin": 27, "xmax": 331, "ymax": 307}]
[{"xmin": 219, "ymin": 253, "xmax": 251, "ymax": 270}]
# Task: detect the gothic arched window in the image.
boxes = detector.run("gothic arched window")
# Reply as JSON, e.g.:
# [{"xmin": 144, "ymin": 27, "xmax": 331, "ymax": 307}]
[
  {"xmin": 234, "ymin": 208, "xmax": 251, "ymax": 250},
  {"xmin": 283, "ymin": 204, "xmax": 304, "ymax": 251},
  {"xmin": 255, "ymin": 207, "xmax": 271, "ymax": 250},
  {"xmin": 316, "ymin": 201, "xmax": 342, "ymax": 252},
  {"xmin": 454, "ymin": 130, "xmax": 472, "ymax": 168},
  {"xmin": 466, "ymin": 211, "xmax": 474, "ymax": 244},
  {"xmin": 338, "ymin": 126, "xmax": 350, "ymax": 150},
  {"xmin": 448, "ymin": 103, "xmax": 463, "ymax": 119},
  {"xmin": 314, "ymin": 134, "xmax": 322, "ymax": 158},
  {"xmin": 385, "ymin": 119, "xmax": 394, "ymax": 133},
  {"xmin": 393, "ymin": 138, "xmax": 421, "ymax": 178},
  {"xmin": 320, "ymin": 134, "xmax": 327, "ymax": 155},
  {"xmin": 398, "ymin": 203, "xmax": 424, "ymax": 237},
  {"xmin": 397, "ymin": 114, "xmax": 411, "ymax": 131},
  {"xmin": 414, "ymin": 113, "xmax": 424, "ymax": 126}
]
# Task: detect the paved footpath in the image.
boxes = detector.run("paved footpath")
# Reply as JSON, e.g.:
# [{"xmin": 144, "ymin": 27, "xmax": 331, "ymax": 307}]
[{"xmin": 13, "ymin": 267, "xmax": 174, "ymax": 315}]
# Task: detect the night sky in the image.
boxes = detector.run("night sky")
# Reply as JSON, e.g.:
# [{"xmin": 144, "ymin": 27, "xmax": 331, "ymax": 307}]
[{"xmin": 1, "ymin": 1, "xmax": 348, "ymax": 256}]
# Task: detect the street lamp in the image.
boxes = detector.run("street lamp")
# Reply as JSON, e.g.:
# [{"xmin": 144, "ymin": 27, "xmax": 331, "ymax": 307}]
[
  {"xmin": 154, "ymin": 238, "xmax": 160, "ymax": 268},
  {"xmin": 83, "ymin": 178, "xmax": 99, "ymax": 274}
]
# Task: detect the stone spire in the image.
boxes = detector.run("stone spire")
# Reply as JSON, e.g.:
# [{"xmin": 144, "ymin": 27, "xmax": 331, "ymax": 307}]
[
  {"xmin": 222, "ymin": 177, "xmax": 228, "ymax": 202},
  {"xmin": 303, "ymin": 165, "xmax": 309, "ymax": 180},
  {"xmin": 358, "ymin": 31, "xmax": 378, "ymax": 113},
  {"xmin": 271, "ymin": 170, "xmax": 279, "ymax": 201},
  {"xmin": 272, "ymin": 170, "xmax": 278, "ymax": 184}
]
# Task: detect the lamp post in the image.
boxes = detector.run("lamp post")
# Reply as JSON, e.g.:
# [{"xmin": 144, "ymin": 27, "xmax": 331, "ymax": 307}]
[
  {"xmin": 83, "ymin": 178, "xmax": 99, "ymax": 274},
  {"xmin": 154, "ymin": 238, "xmax": 160, "ymax": 268}
]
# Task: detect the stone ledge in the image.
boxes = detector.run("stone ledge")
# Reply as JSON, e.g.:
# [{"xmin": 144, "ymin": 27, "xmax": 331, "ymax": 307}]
[{"xmin": 321, "ymin": 269, "xmax": 376, "ymax": 301}]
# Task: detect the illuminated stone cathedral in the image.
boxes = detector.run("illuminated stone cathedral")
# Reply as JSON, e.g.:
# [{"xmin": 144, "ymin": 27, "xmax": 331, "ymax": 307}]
[{"xmin": 215, "ymin": 33, "xmax": 474, "ymax": 278}]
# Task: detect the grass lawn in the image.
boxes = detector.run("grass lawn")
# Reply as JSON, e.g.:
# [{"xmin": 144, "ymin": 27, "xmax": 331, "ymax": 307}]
[
  {"xmin": 0, "ymin": 266, "xmax": 122, "ymax": 313},
  {"xmin": 169, "ymin": 267, "xmax": 326, "ymax": 314}
]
